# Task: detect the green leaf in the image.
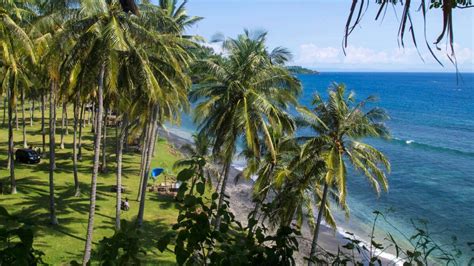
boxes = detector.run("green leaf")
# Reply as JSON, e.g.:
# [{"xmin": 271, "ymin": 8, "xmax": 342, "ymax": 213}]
[
  {"xmin": 177, "ymin": 168, "xmax": 194, "ymax": 182},
  {"xmin": 157, "ymin": 233, "xmax": 173, "ymax": 252},
  {"xmin": 17, "ymin": 227, "xmax": 34, "ymax": 248},
  {"xmin": 183, "ymin": 195, "xmax": 196, "ymax": 207},
  {"xmin": 0, "ymin": 206, "xmax": 10, "ymax": 218},
  {"xmin": 175, "ymin": 244, "xmax": 190, "ymax": 265},
  {"xmin": 196, "ymin": 182, "xmax": 205, "ymax": 195}
]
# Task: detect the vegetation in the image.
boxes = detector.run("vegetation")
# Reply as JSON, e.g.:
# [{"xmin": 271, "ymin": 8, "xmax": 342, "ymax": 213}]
[
  {"xmin": 286, "ymin": 66, "xmax": 319, "ymax": 75},
  {"xmin": 0, "ymin": 105, "xmax": 182, "ymax": 264},
  {"xmin": 190, "ymin": 30, "xmax": 301, "ymax": 230},
  {"xmin": 1, "ymin": 0, "xmax": 471, "ymax": 265},
  {"xmin": 297, "ymin": 84, "xmax": 391, "ymax": 264}
]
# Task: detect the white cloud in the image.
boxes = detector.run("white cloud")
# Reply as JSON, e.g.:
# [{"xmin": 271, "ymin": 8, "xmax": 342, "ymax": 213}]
[
  {"xmin": 449, "ymin": 43, "xmax": 473, "ymax": 65},
  {"xmin": 294, "ymin": 42, "xmax": 474, "ymax": 71},
  {"xmin": 343, "ymin": 46, "xmax": 390, "ymax": 64},
  {"xmin": 296, "ymin": 44, "xmax": 340, "ymax": 64}
]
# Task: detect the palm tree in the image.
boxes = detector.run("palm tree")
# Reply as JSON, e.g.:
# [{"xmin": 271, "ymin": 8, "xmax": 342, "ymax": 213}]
[
  {"xmin": 48, "ymin": 79, "xmax": 59, "ymax": 225},
  {"xmin": 59, "ymin": 100, "xmax": 67, "ymax": 149},
  {"xmin": 58, "ymin": 0, "xmax": 189, "ymax": 259},
  {"xmin": 101, "ymin": 103, "xmax": 108, "ymax": 173},
  {"xmin": 190, "ymin": 30, "xmax": 301, "ymax": 229},
  {"xmin": 173, "ymin": 132, "xmax": 219, "ymax": 193},
  {"xmin": 83, "ymin": 62, "xmax": 105, "ymax": 265},
  {"xmin": 32, "ymin": 1, "xmax": 78, "ymax": 226},
  {"xmin": 64, "ymin": 1, "xmax": 129, "ymax": 261},
  {"xmin": 0, "ymin": 1, "xmax": 36, "ymax": 194},
  {"xmin": 240, "ymin": 127, "xmax": 345, "ymax": 236},
  {"xmin": 20, "ymin": 86, "xmax": 28, "ymax": 148},
  {"xmin": 2, "ymin": 95, "xmax": 6, "ymax": 126},
  {"xmin": 134, "ymin": 0, "xmax": 197, "ymax": 227},
  {"xmin": 298, "ymin": 84, "xmax": 391, "ymax": 265},
  {"xmin": 71, "ymin": 96, "xmax": 81, "ymax": 197},
  {"xmin": 114, "ymin": 113, "xmax": 128, "ymax": 231}
]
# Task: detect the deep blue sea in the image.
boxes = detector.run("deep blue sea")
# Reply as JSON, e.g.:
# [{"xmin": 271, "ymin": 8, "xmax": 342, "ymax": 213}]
[{"xmin": 171, "ymin": 72, "xmax": 474, "ymax": 262}]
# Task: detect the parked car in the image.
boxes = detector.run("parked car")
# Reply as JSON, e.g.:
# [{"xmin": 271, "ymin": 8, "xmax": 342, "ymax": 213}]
[{"xmin": 15, "ymin": 149, "xmax": 41, "ymax": 164}]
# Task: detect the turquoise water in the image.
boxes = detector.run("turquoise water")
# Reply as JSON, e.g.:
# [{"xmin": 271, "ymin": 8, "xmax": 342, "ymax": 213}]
[{"xmin": 173, "ymin": 72, "xmax": 474, "ymax": 262}]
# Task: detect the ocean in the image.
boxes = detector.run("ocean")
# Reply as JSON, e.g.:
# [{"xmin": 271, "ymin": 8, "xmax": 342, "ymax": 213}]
[{"xmin": 169, "ymin": 72, "xmax": 474, "ymax": 263}]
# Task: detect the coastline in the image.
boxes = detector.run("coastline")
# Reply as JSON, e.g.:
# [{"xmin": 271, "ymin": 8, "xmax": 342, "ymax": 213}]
[{"xmin": 160, "ymin": 127, "xmax": 401, "ymax": 265}]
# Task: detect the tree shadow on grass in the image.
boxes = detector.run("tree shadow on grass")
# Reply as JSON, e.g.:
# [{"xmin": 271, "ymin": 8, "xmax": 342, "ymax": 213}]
[
  {"xmin": 6, "ymin": 177, "xmax": 109, "ymax": 255},
  {"xmin": 148, "ymin": 193, "xmax": 179, "ymax": 210},
  {"xmin": 139, "ymin": 218, "xmax": 176, "ymax": 264},
  {"xmin": 11, "ymin": 177, "xmax": 103, "ymax": 224}
]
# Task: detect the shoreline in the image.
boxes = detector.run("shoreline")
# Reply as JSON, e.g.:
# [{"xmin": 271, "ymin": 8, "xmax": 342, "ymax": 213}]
[{"xmin": 160, "ymin": 127, "xmax": 401, "ymax": 265}]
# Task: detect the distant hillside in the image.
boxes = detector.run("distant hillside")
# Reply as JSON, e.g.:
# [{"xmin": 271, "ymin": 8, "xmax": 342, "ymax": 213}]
[{"xmin": 286, "ymin": 66, "xmax": 319, "ymax": 75}]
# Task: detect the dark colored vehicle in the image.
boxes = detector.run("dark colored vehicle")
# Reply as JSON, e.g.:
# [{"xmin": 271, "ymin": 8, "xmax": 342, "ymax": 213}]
[{"xmin": 15, "ymin": 149, "xmax": 41, "ymax": 164}]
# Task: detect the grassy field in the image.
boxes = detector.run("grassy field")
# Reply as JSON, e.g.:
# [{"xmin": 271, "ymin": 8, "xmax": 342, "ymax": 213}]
[{"xmin": 0, "ymin": 103, "xmax": 181, "ymax": 265}]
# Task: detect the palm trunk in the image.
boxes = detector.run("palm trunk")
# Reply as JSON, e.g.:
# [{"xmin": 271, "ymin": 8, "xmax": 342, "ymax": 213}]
[
  {"xmin": 78, "ymin": 103, "xmax": 84, "ymax": 161},
  {"xmin": 60, "ymin": 101, "xmax": 66, "ymax": 149},
  {"xmin": 21, "ymin": 88, "xmax": 27, "ymax": 148},
  {"xmin": 72, "ymin": 99, "xmax": 81, "ymax": 197},
  {"xmin": 52, "ymin": 94, "xmax": 57, "ymax": 170},
  {"xmin": 136, "ymin": 122, "xmax": 150, "ymax": 201},
  {"xmin": 87, "ymin": 104, "xmax": 91, "ymax": 126},
  {"xmin": 124, "ymin": 124, "xmax": 129, "ymax": 151},
  {"xmin": 65, "ymin": 104, "xmax": 69, "ymax": 135},
  {"xmin": 308, "ymin": 183, "xmax": 329, "ymax": 266},
  {"xmin": 3, "ymin": 96, "xmax": 6, "ymax": 126},
  {"xmin": 215, "ymin": 166, "xmax": 226, "ymax": 194},
  {"xmin": 49, "ymin": 81, "xmax": 59, "ymax": 225},
  {"xmin": 91, "ymin": 102, "xmax": 96, "ymax": 134},
  {"xmin": 152, "ymin": 126, "xmax": 158, "ymax": 158},
  {"xmin": 41, "ymin": 92, "xmax": 46, "ymax": 158},
  {"xmin": 82, "ymin": 65, "xmax": 105, "ymax": 266},
  {"xmin": 137, "ymin": 107, "xmax": 158, "ymax": 227},
  {"xmin": 30, "ymin": 100, "xmax": 35, "ymax": 127},
  {"xmin": 215, "ymin": 159, "xmax": 232, "ymax": 230},
  {"xmin": 30, "ymin": 99, "xmax": 34, "ymax": 126},
  {"xmin": 101, "ymin": 106, "xmax": 108, "ymax": 173},
  {"xmin": 15, "ymin": 102, "xmax": 19, "ymax": 130},
  {"xmin": 115, "ymin": 115, "xmax": 128, "ymax": 231},
  {"xmin": 8, "ymin": 81, "xmax": 16, "ymax": 194}
]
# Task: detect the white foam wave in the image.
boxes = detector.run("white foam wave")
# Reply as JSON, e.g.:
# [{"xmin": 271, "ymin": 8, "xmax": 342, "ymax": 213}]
[{"xmin": 334, "ymin": 224, "xmax": 405, "ymax": 265}]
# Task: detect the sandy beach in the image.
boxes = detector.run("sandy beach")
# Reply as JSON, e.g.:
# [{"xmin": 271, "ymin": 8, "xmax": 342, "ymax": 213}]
[{"xmin": 160, "ymin": 128, "xmax": 399, "ymax": 265}]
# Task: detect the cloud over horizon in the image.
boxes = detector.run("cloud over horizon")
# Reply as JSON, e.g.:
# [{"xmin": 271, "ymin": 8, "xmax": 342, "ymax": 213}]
[{"xmin": 294, "ymin": 43, "xmax": 474, "ymax": 72}]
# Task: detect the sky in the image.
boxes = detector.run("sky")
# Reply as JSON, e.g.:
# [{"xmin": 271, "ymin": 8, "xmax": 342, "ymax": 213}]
[{"xmin": 175, "ymin": 0, "xmax": 474, "ymax": 72}]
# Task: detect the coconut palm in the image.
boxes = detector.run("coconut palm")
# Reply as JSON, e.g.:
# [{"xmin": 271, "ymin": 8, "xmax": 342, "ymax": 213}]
[
  {"xmin": 57, "ymin": 1, "xmax": 130, "ymax": 262},
  {"xmin": 173, "ymin": 132, "xmax": 219, "ymax": 193},
  {"xmin": 71, "ymin": 96, "xmax": 81, "ymax": 196},
  {"xmin": 0, "ymin": 0, "xmax": 36, "ymax": 194},
  {"xmin": 133, "ymin": 0, "xmax": 196, "ymax": 227},
  {"xmin": 145, "ymin": 0, "xmax": 203, "ymax": 33},
  {"xmin": 298, "ymin": 83, "xmax": 391, "ymax": 265},
  {"xmin": 190, "ymin": 30, "xmax": 301, "ymax": 229},
  {"xmin": 58, "ymin": 0, "xmax": 192, "ymax": 257},
  {"xmin": 20, "ymin": 86, "xmax": 28, "ymax": 148},
  {"xmin": 241, "ymin": 127, "xmax": 344, "ymax": 236},
  {"xmin": 30, "ymin": 0, "xmax": 81, "ymax": 225},
  {"xmin": 59, "ymin": 100, "xmax": 67, "ymax": 149}
]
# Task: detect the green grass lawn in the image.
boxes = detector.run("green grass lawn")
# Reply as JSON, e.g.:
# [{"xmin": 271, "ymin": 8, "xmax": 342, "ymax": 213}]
[{"xmin": 0, "ymin": 103, "xmax": 181, "ymax": 265}]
